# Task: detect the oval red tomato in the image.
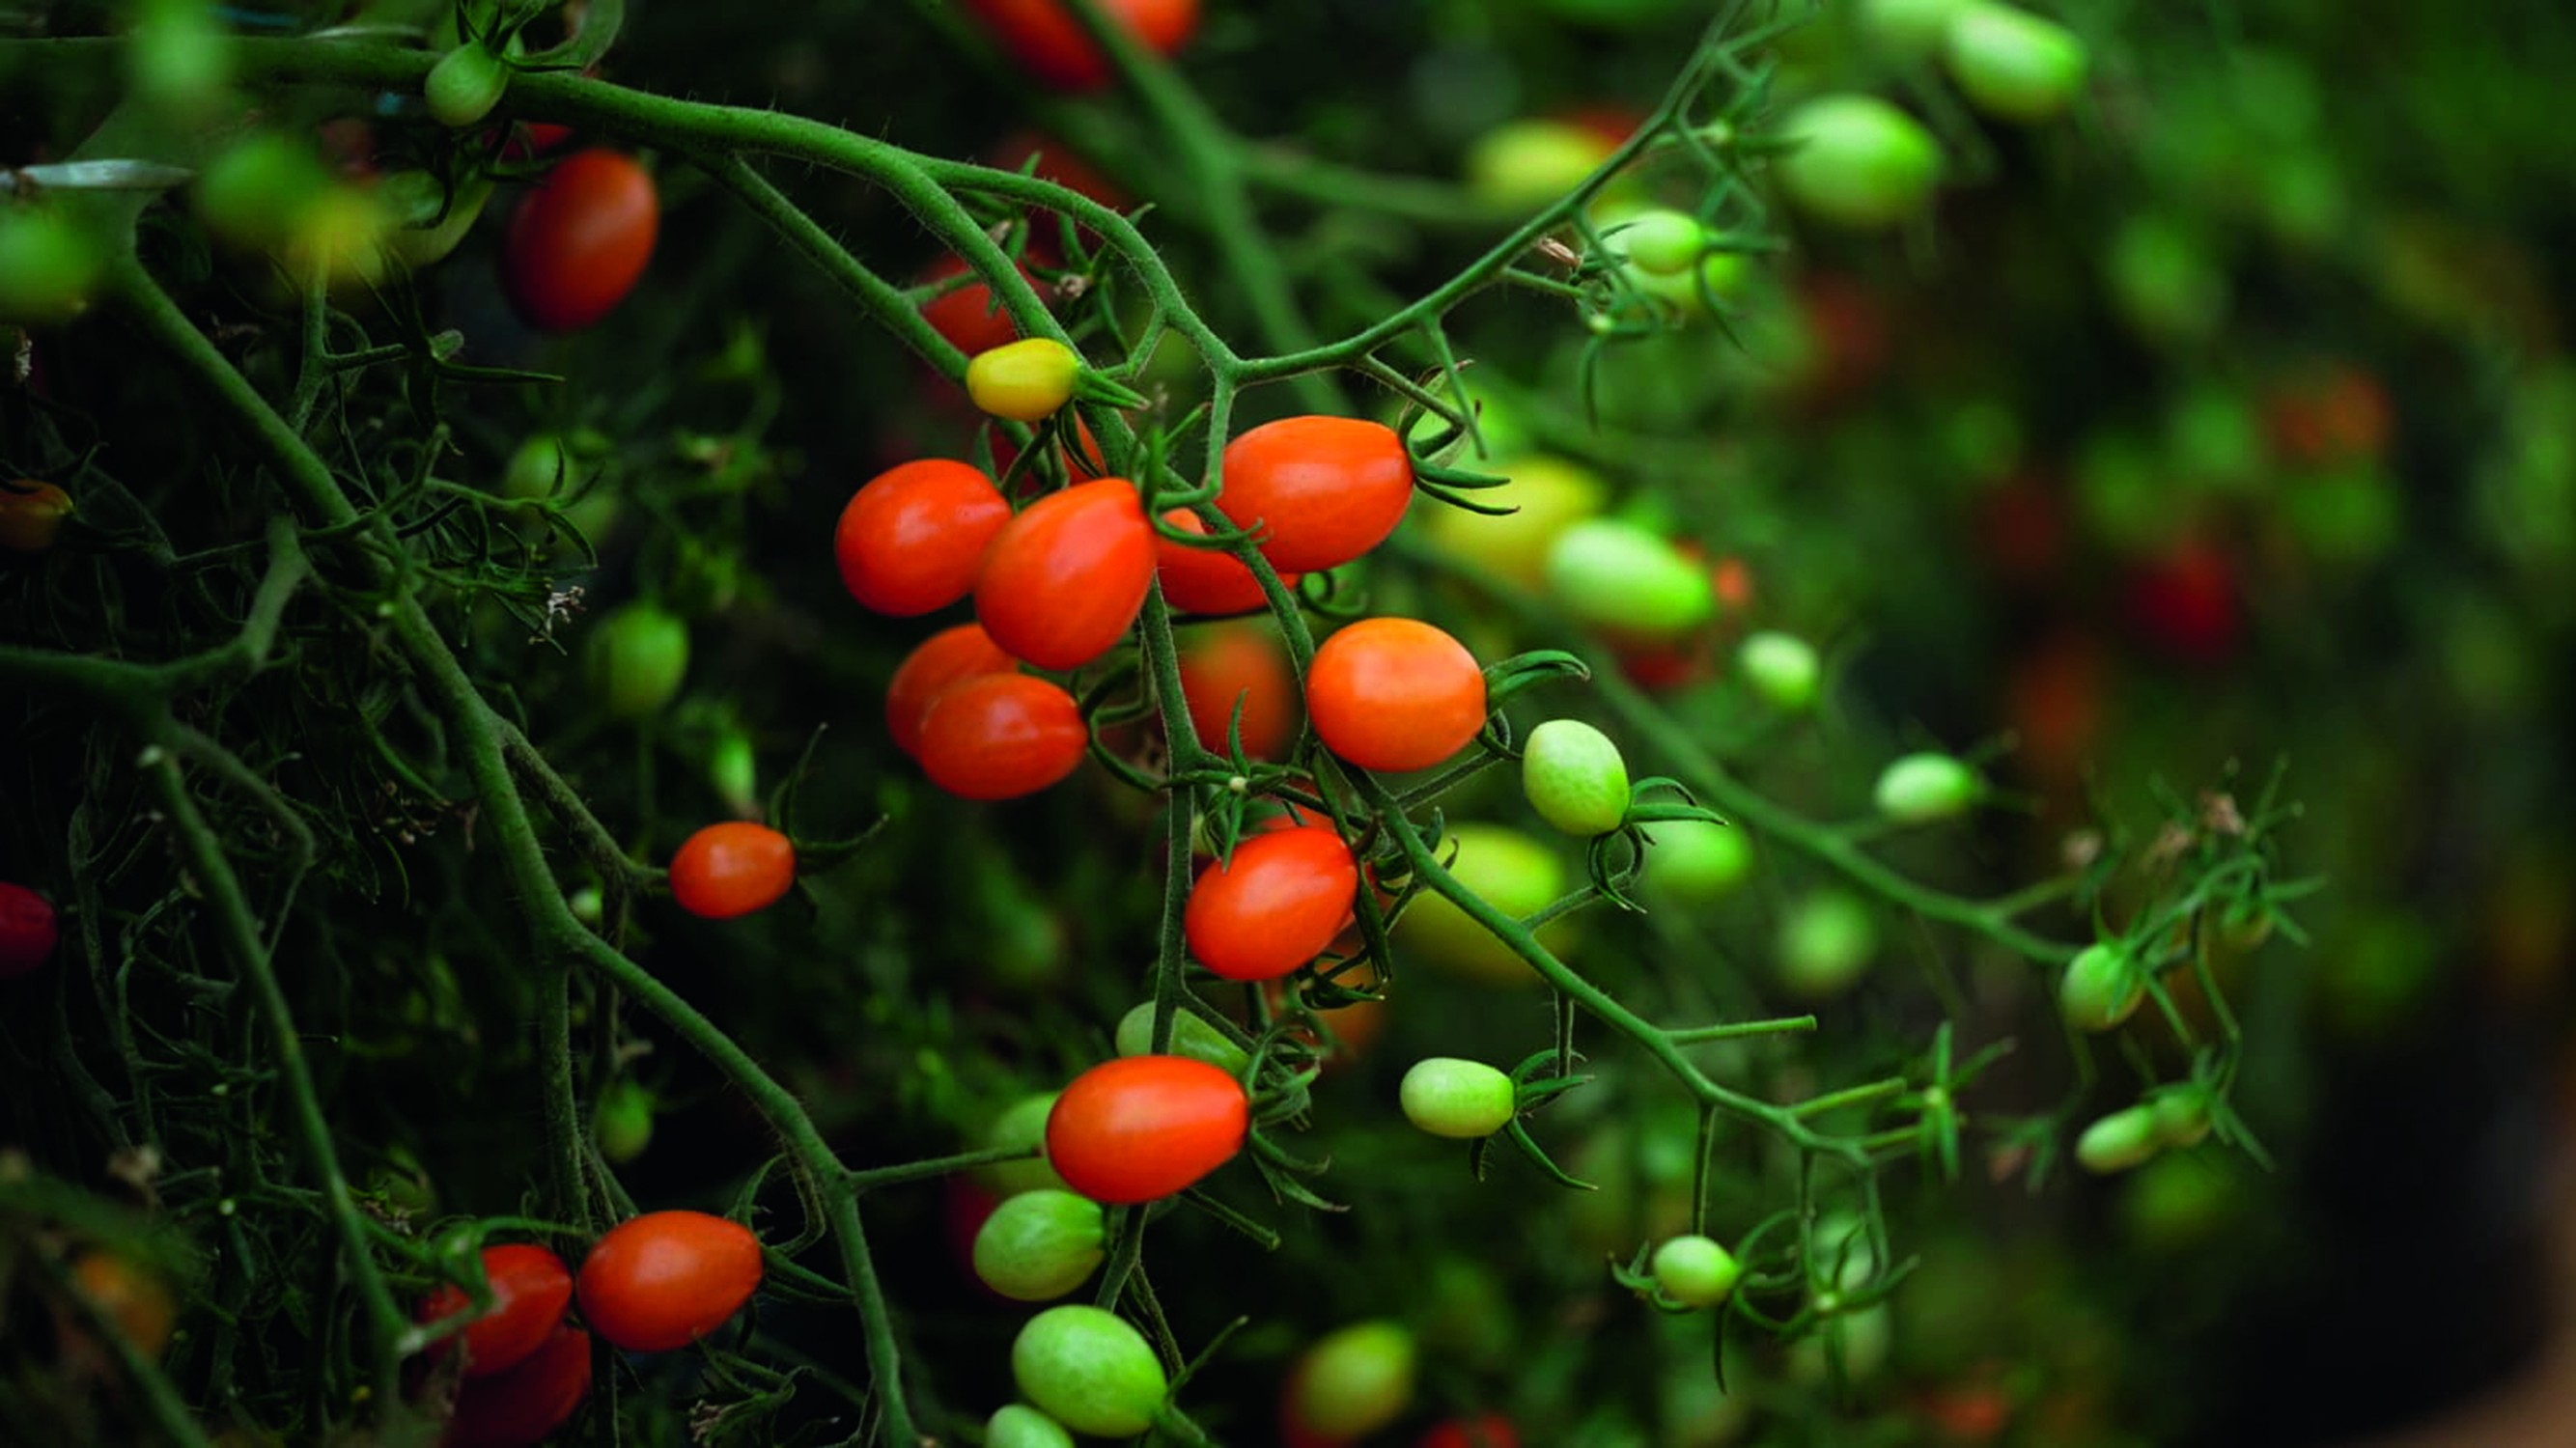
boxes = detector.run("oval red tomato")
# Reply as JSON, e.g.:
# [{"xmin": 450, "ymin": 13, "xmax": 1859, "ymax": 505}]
[
  {"xmin": 574, "ymin": 1211, "xmax": 763, "ymax": 1354},
  {"xmin": 1045, "ymin": 1055, "xmax": 1248, "ymax": 1205},
  {"xmin": 442, "ymin": 1324, "xmax": 591, "ymax": 1448},
  {"xmin": 1305, "ymin": 618, "xmax": 1488, "ymax": 773},
  {"xmin": 919, "ymin": 253, "xmax": 1038, "ymax": 356},
  {"xmin": 959, "ymin": 0, "xmax": 1200, "ymax": 91},
  {"xmin": 1155, "ymin": 508, "xmax": 1302, "ymax": 615},
  {"xmin": 1217, "ymin": 416, "xmax": 1414, "ymax": 573},
  {"xmin": 0, "ymin": 880, "xmax": 59, "ymax": 979},
  {"xmin": 419, "ymin": 1243, "xmax": 575, "ymax": 1379},
  {"xmin": 886, "ymin": 624, "xmax": 1020, "ymax": 759},
  {"xmin": 666, "ymin": 821, "xmax": 796, "ymax": 920},
  {"xmin": 834, "ymin": 459, "xmax": 1013, "ymax": 616},
  {"xmin": 1176, "ymin": 621, "xmax": 1298, "ymax": 762},
  {"xmin": 1184, "ymin": 824, "xmax": 1358, "ymax": 982},
  {"xmin": 975, "ymin": 478, "xmax": 1156, "ymax": 671},
  {"xmin": 916, "ymin": 673, "xmax": 1089, "ymax": 800},
  {"xmin": 502, "ymin": 149, "xmax": 658, "ymax": 333}
]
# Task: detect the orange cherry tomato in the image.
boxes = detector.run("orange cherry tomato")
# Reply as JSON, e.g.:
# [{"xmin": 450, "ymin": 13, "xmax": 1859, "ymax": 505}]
[
  {"xmin": 70, "ymin": 1251, "xmax": 177, "ymax": 1359},
  {"xmin": 916, "ymin": 673, "xmax": 1089, "ymax": 800},
  {"xmin": 1217, "ymin": 416, "xmax": 1414, "ymax": 573},
  {"xmin": 419, "ymin": 1243, "xmax": 574, "ymax": 1378},
  {"xmin": 574, "ymin": 1211, "xmax": 763, "ymax": 1354},
  {"xmin": 1045, "ymin": 1055, "xmax": 1247, "ymax": 1205},
  {"xmin": 975, "ymin": 478, "xmax": 1156, "ymax": 670},
  {"xmin": 1176, "ymin": 620, "xmax": 1298, "ymax": 762},
  {"xmin": 1154, "ymin": 508, "xmax": 1302, "ymax": 615},
  {"xmin": 958, "ymin": 0, "xmax": 1199, "ymax": 92},
  {"xmin": 501, "ymin": 149, "xmax": 658, "ymax": 334},
  {"xmin": 1184, "ymin": 824, "xmax": 1358, "ymax": 983},
  {"xmin": 833, "ymin": 459, "xmax": 1013, "ymax": 617},
  {"xmin": 1304, "ymin": 618, "xmax": 1488, "ymax": 773},
  {"xmin": 667, "ymin": 821, "xmax": 796, "ymax": 920},
  {"xmin": 442, "ymin": 1324, "xmax": 592, "ymax": 1448},
  {"xmin": 886, "ymin": 624, "xmax": 1020, "ymax": 759}
]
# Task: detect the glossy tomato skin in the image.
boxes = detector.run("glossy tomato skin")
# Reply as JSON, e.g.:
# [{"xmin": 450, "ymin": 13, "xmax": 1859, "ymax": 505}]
[
  {"xmin": 975, "ymin": 479, "xmax": 1155, "ymax": 671},
  {"xmin": 886, "ymin": 624, "xmax": 1020, "ymax": 758},
  {"xmin": 575, "ymin": 1211, "xmax": 763, "ymax": 1353},
  {"xmin": 1305, "ymin": 618, "xmax": 1488, "ymax": 773},
  {"xmin": 1183, "ymin": 825, "xmax": 1358, "ymax": 982},
  {"xmin": 1218, "ymin": 417, "xmax": 1414, "ymax": 573},
  {"xmin": 502, "ymin": 149, "xmax": 658, "ymax": 333},
  {"xmin": 420, "ymin": 1244, "xmax": 575, "ymax": 1378},
  {"xmin": 1176, "ymin": 621, "xmax": 1298, "ymax": 762},
  {"xmin": 0, "ymin": 480, "xmax": 75, "ymax": 554},
  {"xmin": 442, "ymin": 1324, "xmax": 592, "ymax": 1448},
  {"xmin": 667, "ymin": 822, "xmax": 796, "ymax": 920},
  {"xmin": 834, "ymin": 459, "xmax": 1012, "ymax": 616},
  {"xmin": 960, "ymin": 0, "xmax": 1199, "ymax": 91},
  {"xmin": 916, "ymin": 673, "xmax": 1088, "ymax": 800},
  {"xmin": 1154, "ymin": 508, "xmax": 1300, "ymax": 615},
  {"xmin": 1045, "ymin": 1055, "xmax": 1248, "ymax": 1205},
  {"xmin": 0, "ymin": 880, "xmax": 60, "ymax": 978}
]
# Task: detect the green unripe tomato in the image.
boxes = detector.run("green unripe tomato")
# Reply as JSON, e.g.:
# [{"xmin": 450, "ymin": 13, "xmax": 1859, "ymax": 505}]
[
  {"xmin": 1397, "ymin": 824, "xmax": 1572, "ymax": 988},
  {"xmin": 1785, "ymin": 1301, "xmax": 1893, "ymax": 1384},
  {"xmin": 2105, "ymin": 215, "xmax": 2228, "ymax": 347},
  {"xmin": 972, "ymin": 1188, "xmax": 1106, "ymax": 1302},
  {"xmin": 1633, "ymin": 251, "xmax": 1752, "ymax": 320},
  {"xmin": 1871, "ymin": 752, "xmax": 1980, "ymax": 822},
  {"xmin": 1772, "ymin": 95, "xmax": 1943, "ymax": 230},
  {"xmin": 1398, "ymin": 380, "xmax": 1532, "ymax": 463},
  {"xmin": 0, "ymin": 209, "xmax": 102, "ymax": 325},
  {"xmin": 1011, "ymin": 1306, "xmax": 1167, "ymax": 1439},
  {"xmin": 986, "ymin": 1405, "xmax": 1077, "ymax": 1448},
  {"xmin": 1612, "ymin": 209, "xmax": 1706, "ymax": 277},
  {"xmin": 1114, "ymin": 1003, "xmax": 1252, "ymax": 1076},
  {"xmin": 195, "ymin": 133, "xmax": 332, "ymax": 251},
  {"xmin": 1651, "ymin": 1235, "xmax": 1741, "ymax": 1308},
  {"xmin": 708, "ymin": 727, "xmax": 760, "ymax": 819},
  {"xmin": 1522, "ymin": 719, "xmax": 1631, "ymax": 837},
  {"xmin": 1465, "ymin": 120, "xmax": 1619, "ymax": 210},
  {"xmin": 1289, "ymin": 1321, "xmax": 1417, "ymax": 1440},
  {"xmin": 1398, "ymin": 1058, "xmax": 1517, "ymax": 1139},
  {"xmin": 2150, "ymin": 1091, "xmax": 2213, "ymax": 1150},
  {"xmin": 129, "ymin": 0, "xmax": 232, "ymax": 120},
  {"xmin": 593, "ymin": 1078, "xmax": 656, "ymax": 1164},
  {"xmin": 1545, "ymin": 519, "xmax": 1715, "ymax": 642},
  {"xmin": 1738, "ymin": 631, "xmax": 1822, "ymax": 711},
  {"xmin": 1644, "ymin": 820, "xmax": 1755, "ymax": 905},
  {"xmin": 966, "ymin": 338, "xmax": 1082, "ymax": 423},
  {"xmin": 1860, "ymin": 0, "xmax": 1971, "ymax": 59},
  {"xmin": 1943, "ymin": 3, "xmax": 2090, "ymax": 124},
  {"xmin": 977, "ymin": 1093, "xmax": 1071, "ymax": 1198},
  {"xmin": 1417, "ymin": 454, "xmax": 1606, "ymax": 591},
  {"xmin": 2075, "ymin": 1105, "xmax": 2164, "ymax": 1175},
  {"xmin": 587, "ymin": 602, "xmax": 689, "ymax": 721},
  {"xmin": 1778, "ymin": 891, "xmax": 1876, "ymax": 998},
  {"xmin": 2058, "ymin": 942, "xmax": 2144, "ymax": 1032},
  {"xmin": 425, "ymin": 43, "xmax": 510, "ymax": 128}
]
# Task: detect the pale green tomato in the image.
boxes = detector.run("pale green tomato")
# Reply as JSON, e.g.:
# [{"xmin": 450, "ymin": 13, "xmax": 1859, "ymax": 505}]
[
  {"xmin": 1644, "ymin": 820, "xmax": 1755, "ymax": 905},
  {"xmin": 1943, "ymin": 3, "xmax": 2090, "ymax": 124},
  {"xmin": 1396, "ymin": 824, "xmax": 1574, "ymax": 987},
  {"xmin": 1288, "ymin": 1321, "xmax": 1417, "ymax": 1440},
  {"xmin": 1398, "ymin": 1058, "xmax": 1517, "ymax": 1139},
  {"xmin": 972, "ymin": 1188, "xmax": 1106, "ymax": 1302},
  {"xmin": 1610, "ymin": 209, "xmax": 1706, "ymax": 276},
  {"xmin": 1772, "ymin": 95, "xmax": 1943, "ymax": 230},
  {"xmin": 1872, "ymin": 752, "xmax": 1980, "ymax": 822},
  {"xmin": 1417, "ymin": 454, "xmax": 1606, "ymax": 590},
  {"xmin": 1465, "ymin": 120, "xmax": 1620, "ymax": 210},
  {"xmin": 1545, "ymin": 519, "xmax": 1715, "ymax": 642},
  {"xmin": 1011, "ymin": 1306, "xmax": 1166, "ymax": 1438},
  {"xmin": 976, "ymin": 1093, "xmax": 1071, "ymax": 1197},
  {"xmin": 1778, "ymin": 892, "xmax": 1876, "ymax": 998},
  {"xmin": 1859, "ymin": 0, "xmax": 1971, "ymax": 59},
  {"xmin": 1113, "ymin": 1002, "xmax": 1252, "ymax": 1076},
  {"xmin": 987, "ymin": 1405, "xmax": 1076, "ymax": 1448},
  {"xmin": 1522, "ymin": 719, "xmax": 1632, "ymax": 837},
  {"xmin": 1398, "ymin": 380, "xmax": 1532, "ymax": 463},
  {"xmin": 2076, "ymin": 1104, "xmax": 2164, "ymax": 1174},
  {"xmin": 586, "ymin": 603, "xmax": 688, "ymax": 721},
  {"xmin": 1786, "ymin": 1300, "xmax": 1893, "ymax": 1384},
  {"xmin": 2150, "ymin": 1091, "xmax": 2213, "ymax": 1149},
  {"xmin": 1738, "ymin": 631, "xmax": 1821, "ymax": 711},
  {"xmin": 1633, "ymin": 251, "xmax": 1753, "ymax": 319},
  {"xmin": 1651, "ymin": 1235, "xmax": 1741, "ymax": 1308},
  {"xmin": 2058, "ymin": 942, "xmax": 2144, "ymax": 1032}
]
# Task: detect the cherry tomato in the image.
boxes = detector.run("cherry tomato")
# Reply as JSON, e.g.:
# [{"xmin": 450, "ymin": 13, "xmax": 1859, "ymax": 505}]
[
  {"xmin": 442, "ymin": 1324, "xmax": 591, "ymax": 1448},
  {"xmin": 966, "ymin": 338, "xmax": 1082, "ymax": 422},
  {"xmin": 1155, "ymin": 508, "xmax": 1301, "ymax": 615},
  {"xmin": 1415, "ymin": 454, "xmax": 1605, "ymax": 592},
  {"xmin": 971, "ymin": 1187, "xmax": 1106, "ymax": 1301},
  {"xmin": 2121, "ymin": 540, "xmax": 2240, "ymax": 666},
  {"xmin": 70, "ymin": 1250, "xmax": 177, "ymax": 1358},
  {"xmin": 426, "ymin": 44, "xmax": 510, "ymax": 129},
  {"xmin": 586, "ymin": 601, "xmax": 688, "ymax": 721},
  {"xmin": 1642, "ymin": 820, "xmax": 1754, "ymax": 905},
  {"xmin": 1545, "ymin": 519, "xmax": 1714, "ymax": 642},
  {"xmin": 1778, "ymin": 891, "xmax": 1877, "ymax": 998},
  {"xmin": 1184, "ymin": 825, "xmax": 1358, "ymax": 982},
  {"xmin": 420, "ymin": 1244, "xmax": 575, "ymax": 1378},
  {"xmin": 1421, "ymin": 1414, "xmax": 1521, "ymax": 1448},
  {"xmin": 1398, "ymin": 1057, "xmax": 1516, "ymax": 1139},
  {"xmin": 0, "ymin": 480, "xmax": 74, "ymax": 554},
  {"xmin": 1396, "ymin": 823, "xmax": 1572, "ymax": 988},
  {"xmin": 2075, "ymin": 1105, "xmax": 2162, "ymax": 1175},
  {"xmin": 594, "ymin": 1079, "xmax": 656, "ymax": 1164},
  {"xmin": 916, "ymin": 673, "xmax": 1089, "ymax": 800},
  {"xmin": 574, "ymin": 1211, "xmax": 763, "ymax": 1353},
  {"xmin": 1113, "ymin": 1002, "xmax": 1252, "ymax": 1075},
  {"xmin": 920, "ymin": 253, "xmax": 1040, "ymax": 355},
  {"xmin": 1737, "ymin": 630, "xmax": 1821, "ymax": 711},
  {"xmin": 1771, "ymin": 95, "xmax": 1943, "ymax": 230},
  {"xmin": 1176, "ymin": 620, "xmax": 1299, "ymax": 762},
  {"xmin": 666, "ymin": 821, "xmax": 796, "ymax": 920},
  {"xmin": 975, "ymin": 478, "xmax": 1156, "ymax": 670},
  {"xmin": 0, "ymin": 209, "xmax": 99, "ymax": 326},
  {"xmin": 886, "ymin": 624, "xmax": 1020, "ymax": 759},
  {"xmin": 0, "ymin": 881, "xmax": 60, "ymax": 978},
  {"xmin": 1217, "ymin": 416, "xmax": 1414, "ymax": 573},
  {"xmin": 1011, "ymin": 1305, "xmax": 1168, "ymax": 1436},
  {"xmin": 1873, "ymin": 753, "xmax": 1981, "ymax": 822},
  {"xmin": 1305, "ymin": 618, "xmax": 1488, "ymax": 773},
  {"xmin": 1651, "ymin": 1235, "xmax": 1741, "ymax": 1308},
  {"xmin": 502, "ymin": 149, "xmax": 658, "ymax": 333},
  {"xmin": 833, "ymin": 459, "xmax": 1013, "ymax": 616},
  {"xmin": 2059, "ymin": 941, "xmax": 2144, "ymax": 1032},
  {"xmin": 1521, "ymin": 719, "xmax": 1631, "ymax": 837},
  {"xmin": 1285, "ymin": 1321, "xmax": 1417, "ymax": 1441},
  {"xmin": 1943, "ymin": 2, "xmax": 2090, "ymax": 125},
  {"xmin": 977, "ymin": 1091, "xmax": 1073, "ymax": 1198},
  {"xmin": 1045, "ymin": 1055, "xmax": 1248, "ymax": 1205},
  {"xmin": 988, "ymin": 1404, "xmax": 1078, "ymax": 1448},
  {"xmin": 960, "ymin": 0, "xmax": 1200, "ymax": 92}
]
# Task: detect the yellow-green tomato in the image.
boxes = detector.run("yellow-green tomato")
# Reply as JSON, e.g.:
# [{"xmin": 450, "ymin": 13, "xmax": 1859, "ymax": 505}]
[
  {"xmin": 1738, "ymin": 630, "xmax": 1822, "ymax": 711},
  {"xmin": 966, "ymin": 338, "xmax": 1083, "ymax": 422},
  {"xmin": 2076, "ymin": 1104, "xmax": 2164, "ymax": 1174},
  {"xmin": 1398, "ymin": 1057, "xmax": 1517, "ymax": 1139},
  {"xmin": 1465, "ymin": 120, "xmax": 1619, "ymax": 210},
  {"xmin": 1772, "ymin": 95, "xmax": 1943, "ymax": 230},
  {"xmin": 1545, "ymin": 518, "xmax": 1715, "ymax": 642},
  {"xmin": 1872, "ymin": 752, "xmax": 1980, "ymax": 822},
  {"xmin": 1522, "ymin": 719, "xmax": 1631, "ymax": 837},
  {"xmin": 987, "ymin": 1405, "xmax": 1076, "ymax": 1448},
  {"xmin": 972, "ymin": 1188, "xmax": 1106, "ymax": 1302},
  {"xmin": 1288, "ymin": 1321, "xmax": 1417, "ymax": 1440},
  {"xmin": 1011, "ymin": 1306, "xmax": 1167, "ymax": 1438},
  {"xmin": 1611, "ymin": 209, "xmax": 1706, "ymax": 276},
  {"xmin": 1113, "ymin": 1002, "xmax": 1251, "ymax": 1076},
  {"xmin": 1397, "ymin": 824, "xmax": 1572, "ymax": 987},
  {"xmin": 976, "ymin": 1093, "xmax": 1071, "ymax": 1197},
  {"xmin": 1417, "ymin": 454, "xmax": 1606, "ymax": 590},
  {"xmin": 1633, "ymin": 250, "xmax": 1752, "ymax": 319},
  {"xmin": 1652, "ymin": 1234, "xmax": 1742, "ymax": 1309},
  {"xmin": 1943, "ymin": 2, "xmax": 2090, "ymax": 124}
]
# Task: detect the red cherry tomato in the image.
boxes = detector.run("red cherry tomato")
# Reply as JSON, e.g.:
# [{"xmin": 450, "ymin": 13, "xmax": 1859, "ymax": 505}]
[
  {"xmin": 1045, "ymin": 1055, "xmax": 1248, "ymax": 1205},
  {"xmin": 1176, "ymin": 621, "xmax": 1298, "ymax": 762},
  {"xmin": 916, "ymin": 673, "xmax": 1089, "ymax": 800},
  {"xmin": 959, "ymin": 0, "xmax": 1199, "ymax": 91},
  {"xmin": 920, "ymin": 254, "xmax": 1041, "ymax": 356},
  {"xmin": 574, "ymin": 1211, "xmax": 763, "ymax": 1353},
  {"xmin": 442, "ymin": 1324, "xmax": 591, "ymax": 1448},
  {"xmin": 2121, "ymin": 540, "xmax": 2240, "ymax": 667},
  {"xmin": 1305, "ymin": 618, "xmax": 1488, "ymax": 773},
  {"xmin": 886, "ymin": 624, "xmax": 1020, "ymax": 759},
  {"xmin": 975, "ymin": 479, "xmax": 1156, "ymax": 670},
  {"xmin": 1184, "ymin": 825, "xmax": 1358, "ymax": 982},
  {"xmin": 0, "ymin": 881, "xmax": 59, "ymax": 979},
  {"xmin": 1217, "ymin": 417, "xmax": 1414, "ymax": 573},
  {"xmin": 1154, "ymin": 508, "xmax": 1302, "ymax": 615},
  {"xmin": 420, "ymin": 1244, "xmax": 575, "ymax": 1379},
  {"xmin": 501, "ymin": 149, "xmax": 658, "ymax": 333},
  {"xmin": 834, "ymin": 459, "xmax": 1013, "ymax": 617},
  {"xmin": 667, "ymin": 822, "xmax": 797, "ymax": 920},
  {"xmin": 1421, "ymin": 1414, "xmax": 1521, "ymax": 1448}
]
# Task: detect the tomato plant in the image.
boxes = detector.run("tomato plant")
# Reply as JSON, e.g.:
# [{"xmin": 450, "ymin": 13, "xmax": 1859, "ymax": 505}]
[
  {"xmin": 914, "ymin": 672, "xmax": 1089, "ymax": 800},
  {"xmin": 1304, "ymin": 618, "xmax": 1489, "ymax": 773},
  {"xmin": 420, "ymin": 1244, "xmax": 575, "ymax": 1379},
  {"xmin": 666, "ymin": 821, "xmax": 797, "ymax": 919},
  {"xmin": 1183, "ymin": 823, "xmax": 1358, "ymax": 982},
  {"xmin": 574, "ymin": 1211, "xmax": 763, "ymax": 1353},
  {"xmin": 975, "ymin": 478, "xmax": 1157, "ymax": 670},
  {"xmin": 500, "ymin": 149, "xmax": 658, "ymax": 333},
  {"xmin": 1044, "ymin": 1055, "xmax": 1248, "ymax": 1205},
  {"xmin": 833, "ymin": 459, "xmax": 1014, "ymax": 617}
]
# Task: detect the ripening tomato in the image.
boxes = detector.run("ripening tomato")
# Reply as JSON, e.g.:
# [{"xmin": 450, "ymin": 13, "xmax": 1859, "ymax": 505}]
[
  {"xmin": 501, "ymin": 149, "xmax": 658, "ymax": 333},
  {"xmin": 1176, "ymin": 621, "xmax": 1298, "ymax": 762},
  {"xmin": 920, "ymin": 254, "xmax": 1043, "ymax": 356},
  {"xmin": 1155, "ymin": 509, "xmax": 1302, "ymax": 615},
  {"xmin": 0, "ymin": 881, "xmax": 60, "ymax": 978},
  {"xmin": 1217, "ymin": 416, "xmax": 1415, "ymax": 573},
  {"xmin": 70, "ymin": 1251, "xmax": 177, "ymax": 1358},
  {"xmin": 976, "ymin": 479, "xmax": 1156, "ymax": 670},
  {"xmin": 1305, "ymin": 618, "xmax": 1488, "ymax": 773},
  {"xmin": 0, "ymin": 480, "xmax": 74, "ymax": 554},
  {"xmin": 966, "ymin": 338, "xmax": 1082, "ymax": 422},
  {"xmin": 1045, "ymin": 1055, "xmax": 1248, "ymax": 1204},
  {"xmin": 960, "ymin": 0, "xmax": 1200, "ymax": 92},
  {"xmin": 916, "ymin": 673, "xmax": 1089, "ymax": 800},
  {"xmin": 574, "ymin": 1211, "xmax": 763, "ymax": 1353},
  {"xmin": 442, "ymin": 1324, "xmax": 591, "ymax": 1448},
  {"xmin": 886, "ymin": 624, "xmax": 1020, "ymax": 758},
  {"xmin": 1184, "ymin": 825, "xmax": 1358, "ymax": 982},
  {"xmin": 2121, "ymin": 540, "xmax": 2240, "ymax": 666},
  {"xmin": 833, "ymin": 459, "xmax": 1013, "ymax": 616},
  {"xmin": 1285, "ymin": 1321, "xmax": 1417, "ymax": 1442},
  {"xmin": 667, "ymin": 821, "xmax": 796, "ymax": 920},
  {"xmin": 420, "ymin": 1244, "xmax": 575, "ymax": 1378}
]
